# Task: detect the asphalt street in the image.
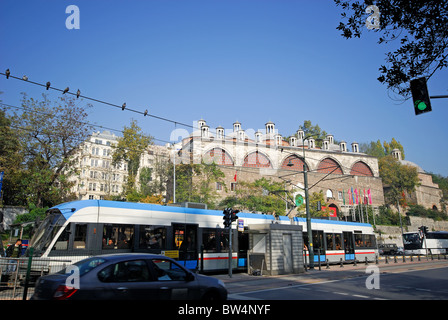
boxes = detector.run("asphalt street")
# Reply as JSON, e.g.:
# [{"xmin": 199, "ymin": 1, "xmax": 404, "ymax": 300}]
[{"xmin": 216, "ymin": 259, "xmax": 448, "ymax": 300}]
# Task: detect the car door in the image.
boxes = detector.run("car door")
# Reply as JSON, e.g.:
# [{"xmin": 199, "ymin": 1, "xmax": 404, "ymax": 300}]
[
  {"xmin": 147, "ymin": 258, "xmax": 199, "ymax": 300},
  {"xmin": 97, "ymin": 259, "xmax": 158, "ymax": 300}
]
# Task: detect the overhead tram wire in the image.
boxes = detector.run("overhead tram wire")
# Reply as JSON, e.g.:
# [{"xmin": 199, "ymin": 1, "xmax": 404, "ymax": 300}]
[{"xmin": 0, "ymin": 71, "xmax": 196, "ymax": 132}]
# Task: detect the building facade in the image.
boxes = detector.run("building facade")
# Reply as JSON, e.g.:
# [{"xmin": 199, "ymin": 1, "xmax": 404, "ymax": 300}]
[
  {"xmin": 70, "ymin": 130, "xmax": 170, "ymax": 201},
  {"xmin": 173, "ymin": 119, "xmax": 385, "ymax": 220}
]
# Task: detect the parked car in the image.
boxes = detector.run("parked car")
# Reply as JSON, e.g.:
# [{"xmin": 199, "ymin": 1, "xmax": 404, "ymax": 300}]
[
  {"xmin": 378, "ymin": 244, "xmax": 398, "ymax": 255},
  {"xmin": 31, "ymin": 253, "xmax": 227, "ymax": 300}
]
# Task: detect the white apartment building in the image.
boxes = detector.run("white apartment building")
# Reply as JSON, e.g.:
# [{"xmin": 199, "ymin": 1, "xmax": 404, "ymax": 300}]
[
  {"xmin": 71, "ymin": 130, "xmax": 172, "ymax": 201},
  {"xmin": 72, "ymin": 130, "xmax": 128, "ymax": 200}
]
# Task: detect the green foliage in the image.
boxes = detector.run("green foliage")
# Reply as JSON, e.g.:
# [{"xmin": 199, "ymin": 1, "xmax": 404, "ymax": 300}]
[
  {"xmin": 297, "ymin": 120, "xmax": 328, "ymax": 147},
  {"xmin": 379, "ymin": 155, "xmax": 419, "ymax": 205},
  {"xmin": 374, "ymin": 205, "xmax": 402, "ymax": 226},
  {"xmin": 219, "ymin": 177, "xmax": 287, "ymax": 215},
  {"xmin": 360, "ymin": 138, "xmax": 405, "ymax": 159},
  {"xmin": 406, "ymin": 204, "xmax": 448, "ymax": 221},
  {"xmin": 335, "ymin": 0, "xmax": 448, "ymax": 97},
  {"xmin": 169, "ymin": 162, "xmax": 226, "ymax": 209},
  {"xmin": 112, "ymin": 119, "xmax": 153, "ymax": 196},
  {"xmin": 3, "ymin": 93, "xmax": 92, "ymax": 207}
]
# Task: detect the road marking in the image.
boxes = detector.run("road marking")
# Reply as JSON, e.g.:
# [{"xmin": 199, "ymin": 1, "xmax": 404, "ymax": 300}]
[
  {"xmin": 352, "ymin": 294, "xmax": 369, "ymax": 299},
  {"xmin": 333, "ymin": 292, "xmax": 349, "ymax": 296}
]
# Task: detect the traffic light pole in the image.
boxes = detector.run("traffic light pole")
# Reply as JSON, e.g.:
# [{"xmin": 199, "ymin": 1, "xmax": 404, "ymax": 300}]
[{"xmin": 228, "ymin": 225, "xmax": 233, "ymax": 278}]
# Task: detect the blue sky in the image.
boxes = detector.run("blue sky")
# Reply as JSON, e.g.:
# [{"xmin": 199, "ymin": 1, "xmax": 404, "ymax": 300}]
[{"xmin": 1, "ymin": 0, "xmax": 447, "ymax": 176}]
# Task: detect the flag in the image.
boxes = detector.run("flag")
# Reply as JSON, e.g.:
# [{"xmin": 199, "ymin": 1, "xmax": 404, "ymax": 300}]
[
  {"xmin": 0, "ymin": 171, "xmax": 4, "ymax": 195},
  {"xmin": 368, "ymin": 188, "xmax": 372, "ymax": 205},
  {"xmin": 233, "ymin": 171, "xmax": 237, "ymax": 182},
  {"xmin": 342, "ymin": 189, "xmax": 346, "ymax": 205},
  {"xmin": 348, "ymin": 188, "xmax": 352, "ymax": 205},
  {"xmin": 354, "ymin": 188, "xmax": 358, "ymax": 204},
  {"xmin": 363, "ymin": 189, "xmax": 367, "ymax": 204}
]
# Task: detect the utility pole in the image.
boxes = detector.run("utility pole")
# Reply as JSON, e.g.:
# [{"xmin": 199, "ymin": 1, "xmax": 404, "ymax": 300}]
[{"xmin": 304, "ymin": 163, "xmax": 314, "ymax": 269}]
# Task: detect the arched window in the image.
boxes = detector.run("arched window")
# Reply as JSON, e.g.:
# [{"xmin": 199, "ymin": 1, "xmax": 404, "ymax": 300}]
[
  {"xmin": 243, "ymin": 151, "xmax": 272, "ymax": 168},
  {"xmin": 317, "ymin": 158, "xmax": 343, "ymax": 174},
  {"xmin": 350, "ymin": 161, "xmax": 374, "ymax": 176},
  {"xmin": 281, "ymin": 155, "xmax": 305, "ymax": 171},
  {"xmin": 204, "ymin": 148, "xmax": 234, "ymax": 166}
]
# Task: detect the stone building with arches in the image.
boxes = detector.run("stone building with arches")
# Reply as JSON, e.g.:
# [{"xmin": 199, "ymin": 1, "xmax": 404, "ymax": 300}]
[{"xmin": 173, "ymin": 119, "xmax": 385, "ymax": 220}]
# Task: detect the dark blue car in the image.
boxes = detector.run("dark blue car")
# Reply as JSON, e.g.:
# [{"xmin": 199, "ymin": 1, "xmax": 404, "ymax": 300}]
[{"xmin": 31, "ymin": 253, "xmax": 227, "ymax": 300}]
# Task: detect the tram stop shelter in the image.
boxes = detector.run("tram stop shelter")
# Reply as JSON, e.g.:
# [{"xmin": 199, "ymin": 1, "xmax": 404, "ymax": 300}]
[{"xmin": 246, "ymin": 223, "xmax": 304, "ymax": 276}]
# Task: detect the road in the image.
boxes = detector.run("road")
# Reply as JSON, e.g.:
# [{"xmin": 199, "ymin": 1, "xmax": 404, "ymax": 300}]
[{"xmin": 218, "ymin": 260, "xmax": 448, "ymax": 300}]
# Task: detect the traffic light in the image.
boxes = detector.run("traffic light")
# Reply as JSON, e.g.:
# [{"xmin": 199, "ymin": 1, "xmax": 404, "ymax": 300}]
[
  {"xmin": 223, "ymin": 208, "xmax": 231, "ymax": 228},
  {"xmin": 419, "ymin": 226, "xmax": 428, "ymax": 235},
  {"xmin": 410, "ymin": 77, "xmax": 432, "ymax": 115},
  {"xmin": 230, "ymin": 210, "xmax": 239, "ymax": 223}
]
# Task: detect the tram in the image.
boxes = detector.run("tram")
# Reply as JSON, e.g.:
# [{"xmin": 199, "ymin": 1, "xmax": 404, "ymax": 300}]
[{"xmin": 27, "ymin": 200, "xmax": 377, "ymax": 273}]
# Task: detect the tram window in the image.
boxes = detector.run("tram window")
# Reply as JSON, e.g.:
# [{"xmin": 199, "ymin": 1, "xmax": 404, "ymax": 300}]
[
  {"xmin": 74, "ymin": 224, "xmax": 87, "ymax": 249},
  {"xmin": 173, "ymin": 224, "xmax": 198, "ymax": 259},
  {"xmin": 334, "ymin": 234, "xmax": 342, "ymax": 250},
  {"xmin": 202, "ymin": 229, "xmax": 230, "ymax": 253},
  {"xmin": 203, "ymin": 229, "xmax": 218, "ymax": 252},
  {"xmin": 53, "ymin": 224, "xmax": 70, "ymax": 250},
  {"xmin": 355, "ymin": 233, "xmax": 364, "ymax": 248},
  {"xmin": 312, "ymin": 231, "xmax": 324, "ymax": 253},
  {"xmin": 102, "ymin": 224, "xmax": 134, "ymax": 249},
  {"xmin": 139, "ymin": 225, "xmax": 166, "ymax": 250},
  {"xmin": 326, "ymin": 233, "xmax": 334, "ymax": 250}
]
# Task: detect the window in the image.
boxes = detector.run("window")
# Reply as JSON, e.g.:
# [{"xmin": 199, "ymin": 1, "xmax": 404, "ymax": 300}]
[
  {"xmin": 202, "ymin": 228, "xmax": 229, "ymax": 253},
  {"xmin": 103, "ymin": 224, "xmax": 134, "ymax": 250},
  {"xmin": 231, "ymin": 183, "xmax": 237, "ymax": 192},
  {"xmin": 334, "ymin": 234, "xmax": 342, "ymax": 250},
  {"xmin": 98, "ymin": 260, "xmax": 151, "ymax": 283},
  {"xmin": 74, "ymin": 224, "xmax": 87, "ymax": 249},
  {"xmin": 216, "ymin": 182, "xmax": 223, "ymax": 191},
  {"xmin": 150, "ymin": 259, "xmax": 188, "ymax": 281},
  {"xmin": 138, "ymin": 225, "xmax": 167, "ymax": 250},
  {"xmin": 326, "ymin": 233, "xmax": 334, "ymax": 250}
]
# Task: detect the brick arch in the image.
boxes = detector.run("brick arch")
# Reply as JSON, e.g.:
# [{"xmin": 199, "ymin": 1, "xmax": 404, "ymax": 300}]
[
  {"xmin": 243, "ymin": 151, "xmax": 272, "ymax": 168},
  {"xmin": 317, "ymin": 157, "xmax": 343, "ymax": 174},
  {"xmin": 203, "ymin": 148, "xmax": 234, "ymax": 166},
  {"xmin": 281, "ymin": 155, "xmax": 306, "ymax": 171},
  {"xmin": 350, "ymin": 161, "xmax": 374, "ymax": 177}
]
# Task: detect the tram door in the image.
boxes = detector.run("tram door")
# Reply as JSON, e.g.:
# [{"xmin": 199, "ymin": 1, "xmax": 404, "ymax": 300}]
[
  {"xmin": 343, "ymin": 231, "xmax": 355, "ymax": 261},
  {"xmin": 173, "ymin": 223, "xmax": 198, "ymax": 270}
]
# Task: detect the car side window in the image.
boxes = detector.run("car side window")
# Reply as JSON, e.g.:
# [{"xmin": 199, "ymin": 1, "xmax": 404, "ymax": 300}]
[
  {"xmin": 149, "ymin": 259, "xmax": 188, "ymax": 281},
  {"xmin": 98, "ymin": 260, "xmax": 151, "ymax": 282}
]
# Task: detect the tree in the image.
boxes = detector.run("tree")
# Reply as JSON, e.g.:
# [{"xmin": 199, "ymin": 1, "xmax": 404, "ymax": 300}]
[
  {"xmin": 298, "ymin": 120, "xmax": 328, "ymax": 146},
  {"xmin": 360, "ymin": 137, "xmax": 405, "ymax": 159},
  {"xmin": 112, "ymin": 119, "xmax": 153, "ymax": 197},
  {"xmin": 168, "ymin": 162, "xmax": 226, "ymax": 208},
  {"xmin": 335, "ymin": 0, "xmax": 448, "ymax": 97},
  {"xmin": 220, "ymin": 178, "xmax": 288, "ymax": 215},
  {"xmin": 11, "ymin": 93, "xmax": 92, "ymax": 207},
  {"xmin": 379, "ymin": 155, "xmax": 419, "ymax": 206},
  {"xmin": 0, "ymin": 109, "xmax": 25, "ymax": 205}
]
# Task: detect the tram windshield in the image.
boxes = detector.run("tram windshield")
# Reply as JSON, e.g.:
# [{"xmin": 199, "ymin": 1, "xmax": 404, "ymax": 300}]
[
  {"xmin": 403, "ymin": 232, "xmax": 422, "ymax": 250},
  {"xmin": 29, "ymin": 211, "xmax": 67, "ymax": 255}
]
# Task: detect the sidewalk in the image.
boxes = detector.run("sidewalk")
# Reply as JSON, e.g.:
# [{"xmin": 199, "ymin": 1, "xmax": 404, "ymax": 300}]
[{"xmin": 215, "ymin": 258, "xmax": 448, "ymax": 295}]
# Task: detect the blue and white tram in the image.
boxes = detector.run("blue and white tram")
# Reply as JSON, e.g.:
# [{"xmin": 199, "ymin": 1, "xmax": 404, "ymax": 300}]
[{"xmin": 28, "ymin": 200, "xmax": 377, "ymax": 273}]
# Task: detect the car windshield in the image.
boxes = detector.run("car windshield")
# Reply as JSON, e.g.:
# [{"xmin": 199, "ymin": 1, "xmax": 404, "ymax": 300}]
[{"xmin": 58, "ymin": 257, "xmax": 107, "ymax": 276}]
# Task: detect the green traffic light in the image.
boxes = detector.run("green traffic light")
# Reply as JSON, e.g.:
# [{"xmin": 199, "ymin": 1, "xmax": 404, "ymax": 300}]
[{"xmin": 415, "ymin": 100, "xmax": 427, "ymax": 111}]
